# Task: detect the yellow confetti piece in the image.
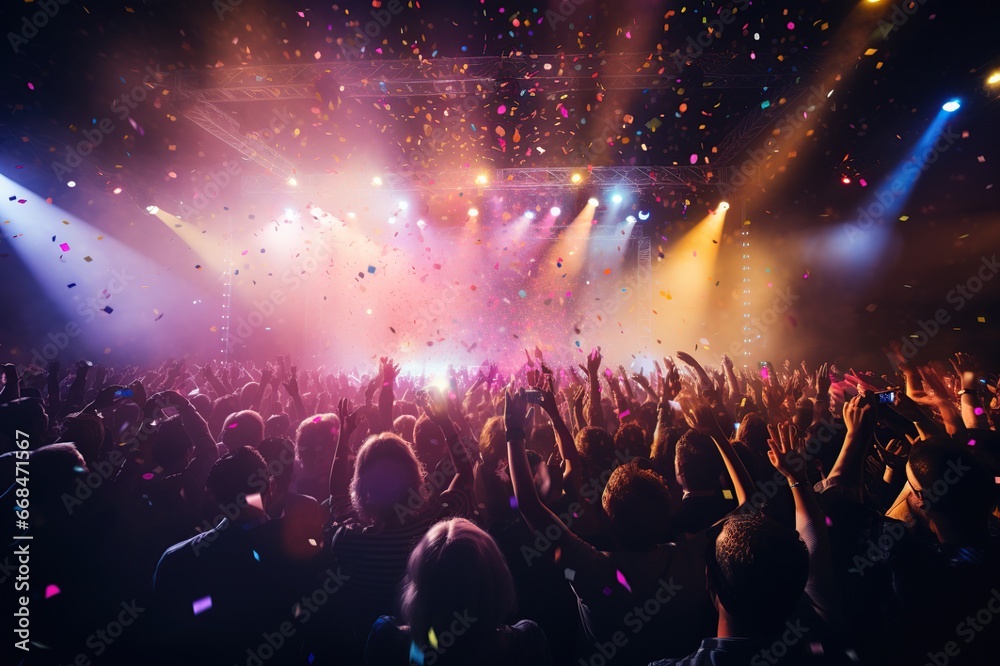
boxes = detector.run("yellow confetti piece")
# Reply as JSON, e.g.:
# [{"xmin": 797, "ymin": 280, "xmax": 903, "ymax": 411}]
[{"xmin": 428, "ymin": 627, "xmax": 438, "ymax": 649}]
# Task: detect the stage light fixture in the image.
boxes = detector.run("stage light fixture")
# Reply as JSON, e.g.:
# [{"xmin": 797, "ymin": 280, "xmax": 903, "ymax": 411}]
[
  {"xmin": 611, "ymin": 193, "xmax": 623, "ymax": 204},
  {"xmin": 626, "ymin": 215, "xmax": 637, "ymax": 224},
  {"xmin": 287, "ymin": 177, "xmax": 298, "ymax": 186},
  {"xmin": 587, "ymin": 197, "xmax": 599, "ymax": 206},
  {"xmin": 525, "ymin": 211, "xmax": 535, "ymax": 220},
  {"xmin": 570, "ymin": 173, "xmax": 582, "ymax": 184},
  {"xmin": 988, "ymin": 71, "xmax": 1000, "ymax": 86},
  {"xmin": 468, "ymin": 207, "xmax": 479, "ymax": 217},
  {"xmin": 417, "ymin": 219, "xmax": 427, "ymax": 229},
  {"xmin": 942, "ymin": 99, "xmax": 961, "ymax": 113},
  {"xmin": 112, "ymin": 187, "xmax": 122, "ymax": 195},
  {"xmin": 371, "ymin": 176, "xmax": 384, "ymax": 186},
  {"xmin": 637, "ymin": 211, "xmax": 650, "ymax": 221},
  {"xmin": 550, "ymin": 206, "xmax": 561, "ymax": 216},
  {"xmin": 399, "ymin": 201, "xmax": 408, "ymax": 210},
  {"xmin": 718, "ymin": 201, "xmax": 730, "ymax": 211},
  {"xmin": 67, "ymin": 180, "xmax": 76, "ymax": 188},
  {"xmin": 475, "ymin": 174, "xmax": 489, "ymax": 185},
  {"xmin": 145, "ymin": 205, "xmax": 159, "ymax": 215}
]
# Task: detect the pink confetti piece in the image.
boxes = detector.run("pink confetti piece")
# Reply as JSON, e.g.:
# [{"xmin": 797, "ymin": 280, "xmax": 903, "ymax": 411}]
[
  {"xmin": 59, "ymin": 242, "xmax": 70, "ymax": 252},
  {"xmin": 616, "ymin": 570, "xmax": 631, "ymax": 592},
  {"xmin": 45, "ymin": 584, "xmax": 61, "ymax": 599}
]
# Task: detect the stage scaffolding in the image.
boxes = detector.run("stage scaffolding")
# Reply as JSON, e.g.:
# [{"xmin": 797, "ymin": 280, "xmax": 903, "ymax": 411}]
[{"xmin": 162, "ymin": 52, "xmax": 800, "ymax": 362}]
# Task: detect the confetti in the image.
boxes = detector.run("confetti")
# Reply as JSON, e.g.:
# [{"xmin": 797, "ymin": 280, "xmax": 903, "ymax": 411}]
[{"xmin": 192, "ymin": 596, "xmax": 213, "ymax": 615}]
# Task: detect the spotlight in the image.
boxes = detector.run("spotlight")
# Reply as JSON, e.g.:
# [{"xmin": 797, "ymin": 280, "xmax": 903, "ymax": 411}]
[
  {"xmin": 468, "ymin": 207, "xmax": 479, "ymax": 217},
  {"xmin": 475, "ymin": 174, "xmax": 489, "ymax": 186},
  {"xmin": 942, "ymin": 99, "xmax": 961, "ymax": 113},
  {"xmin": 550, "ymin": 206, "xmax": 561, "ymax": 216},
  {"xmin": 570, "ymin": 173, "xmax": 582, "ymax": 184},
  {"xmin": 524, "ymin": 211, "xmax": 535, "ymax": 220},
  {"xmin": 287, "ymin": 177, "xmax": 298, "ymax": 186},
  {"xmin": 371, "ymin": 176, "xmax": 383, "ymax": 186},
  {"xmin": 398, "ymin": 201, "xmax": 408, "ymax": 210},
  {"xmin": 718, "ymin": 201, "xmax": 730, "ymax": 211},
  {"xmin": 587, "ymin": 197, "xmax": 599, "ymax": 206},
  {"xmin": 284, "ymin": 208, "xmax": 296, "ymax": 218},
  {"xmin": 67, "ymin": 180, "xmax": 76, "ymax": 188},
  {"xmin": 841, "ymin": 176, "xmax": 852, "ymax": 185},
  {"xmin": 626, "ymin": 215, "xmax": 637, "ymax": 224},
  {"xmin": 988, "ymin": 71, "xmax": 1000, "ymax": 86},
  {"xmin": 637, "ymin": 210, "xmax": 650, "ymax": 221},
  {"xmin": 611, "ymin": 193, "xmax": 623, "ymax": 204},
  {"xmin": 145, "ymin": 205, "xmax": 159, "ymax": 215},
  {"xmin": 112, "ymin": 187, "xmax": 122, "ymax": 195},
  {"xmin": 417, "ymin": 219, "xmax": 427, "ymax": 229}
]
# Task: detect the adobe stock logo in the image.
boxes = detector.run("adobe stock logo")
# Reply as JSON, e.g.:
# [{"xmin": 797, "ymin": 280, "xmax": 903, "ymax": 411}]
[
  {"xmin": 7, "ymin": 0, "xmax": 72, "ymax": 54},
  {"xmin": 891, "ymin": 254, "xmax": 999, "ymax": 363}
]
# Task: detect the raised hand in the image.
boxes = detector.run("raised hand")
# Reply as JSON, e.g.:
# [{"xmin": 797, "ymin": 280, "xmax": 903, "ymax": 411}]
[
  {"xmin": 676, "ymin": 350, "xmax": 719, "ymax": 401},
  {"xmin": 503, "ymin": 388, "xmax": 532, "ymax": 435},
  {"xmin": 259, "ymin": 363, "xmax": 274, "ymax": 387},
  {"xmin": 918, "ymin": 364, "xmax": 954, "ymax": 402},
  {"xmin": 661, "ymin": 361, "xmax": 682, "ymax": 402},
  {"xmin": 417, "ymin": 389, "xmax": 457, "ymax": 438},
  {"xmin": 581, "ymin": 347, "xmax": 602, "ymax": 378},
  {"xmin": 813, "ymin": 362, "xmax": 831, "ymax": 396},
  {"xmin": 379, "ymin": 356, "xmax": 401, "ymax": 386},
  {"xmin": 766, "ymin": 422, "xmax": 809, "ymax": 486},
  {"xmin": 842, "ymin": 394, "xmax": 874, "ymax": 437},
  {"xmin": 537, "ymin": 381, "xmax": 559, "ymax": 416},
  {"xmin": 875, "ymin": 437, "xmax": 910, "ymax": 471},
  {"xmin": 950, "ymin": 352, "xmax": 979, "ymax": 388},
  {"xmin": 282, "ymin": 366, "xmax": 300, "ymax": 398},
  {"xmin": 721, "ymin": 354, "xmax": 735, "ymax": 373},
  {"xmin": 337, "ymin": 397, "xmax": 365, "ymax": 435}
]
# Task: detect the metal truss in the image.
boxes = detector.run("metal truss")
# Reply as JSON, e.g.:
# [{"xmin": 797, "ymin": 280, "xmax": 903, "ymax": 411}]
[
  {"xmin": 713, "ymin": 81, "xmax": 821, "ymax": 166},
  {"xmin": 185, "ymin": 102, "xmax": 297, "ymax": 180},
  {"xmin": 240, "ymin": 165, "xmax": 757, "ymax": 194},
  {"xmin": 170, "ymin": 53, "xmax": 805, "ymax": 186},
  {"xmin": 168, "ymin": 53, "xmax": 794, "ymax": 103}
]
